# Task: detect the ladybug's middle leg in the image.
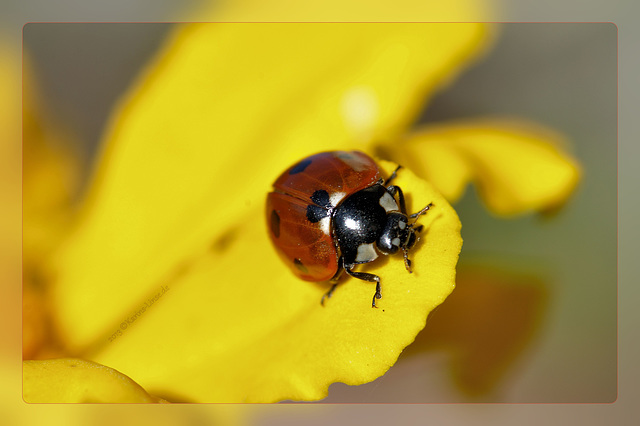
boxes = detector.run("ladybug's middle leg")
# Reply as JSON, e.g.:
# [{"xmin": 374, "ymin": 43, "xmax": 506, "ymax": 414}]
[{"xmin": 343, "ymin": 263, "xmax": 382, "ymax": 308}]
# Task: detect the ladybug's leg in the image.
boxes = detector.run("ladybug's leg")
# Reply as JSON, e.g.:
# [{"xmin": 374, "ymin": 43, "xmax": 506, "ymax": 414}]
[
  {"xmin": 400, "ymin": 207, "xmax": 432, "ymax": 274},
  {"xmin": 386, "ymin": 185, "xmax": 408, "ymax": 215},
  {"xmin": 383, "ymin": 165, "xmax": 403, "ymax": 186},
  {"xmin": 321, "ymin": 259, "xmax": 346, "ymax": 306},
  {"xmin": 343, "ymin": 263, "xmax": 382, "ymax": 308},
  {"xmin": 401, "ymin": 222, "xmax": 427, "ymax": 274},
  {"xmin": 402, "ymin": 248, "xmax": 412, "ymax": 273},
  {"xmin": 321, "ymin": 283, "xmax": 339, "ymax": 306},
  {"xmin": 329, "ymin": 261, "xmax": 345, "ymax": 282}
]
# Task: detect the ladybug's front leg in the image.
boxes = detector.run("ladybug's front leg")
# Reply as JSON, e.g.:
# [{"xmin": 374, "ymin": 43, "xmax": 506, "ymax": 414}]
[
  {"xmin": 410, "ymin": 203, "xmax": 433, "ymax": 220},
  {"xmin": 386, "ymin": 185, "xmax": 408, "ymax": 215},
  {"xmin": 343, "ymin": 263, "xmax": 382, "ymax": 308}
]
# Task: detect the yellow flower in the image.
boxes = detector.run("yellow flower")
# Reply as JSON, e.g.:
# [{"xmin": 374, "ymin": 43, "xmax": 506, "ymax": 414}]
[
  {"xmin": 22, "ymin": 22, "xmax": 579, "ymax": 403},
  {"xmin": 390, "ymin": 119, "xmax": 581, "ymax": 216},
  {"xmin": 23, "ymin": 359, "xmax": 168, "ymax": 403}
]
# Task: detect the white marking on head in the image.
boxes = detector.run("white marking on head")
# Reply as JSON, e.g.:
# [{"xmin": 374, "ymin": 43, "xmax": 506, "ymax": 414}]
[
  {"xmin": 392, "ymin": 237, "xmax": 401, "ymax": 247},
  {"xmin": 379, "ymin": 192, "xmax": 399, "ymax": 212},
  {"xmin": 355, "ymin": 243, "xmax": 378, "ymax": 263},
  {"xmin": 319, "ymin": 216, "xmax": 331, "ymax": 235},
  {"xmin": 398, "ymin": 219, "xmax": 406, "ymax": 230}
]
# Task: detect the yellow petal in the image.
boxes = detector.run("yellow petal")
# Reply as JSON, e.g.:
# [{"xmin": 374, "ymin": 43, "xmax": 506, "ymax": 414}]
[
  {"xmin": 0, "ymin": 43, "xmax": 22, "ymax": 360},
  {"xmin": 22, "ymin": 53, "xmax": 83, "ymax": 359},
  {"xmin": 51, "ymin": 23, "xmax": 487, "ymax": 352},
  {"xmin": 87, "ymin": 160, "xmax": 461, "ymax": 402},
  {"xmin": 201, "ymin": 0, "xmax": 495, "ymax": 22},
  {"xmin": 390, "ymin": 119, "xmax": 581, "ymax": 215},
  {"xmin": 41, "ymin": 23, "xmax": 478, "ymax": 402},
  {"xmin": 23, "ymin": 358, "xmax": 166, "ymax": 403}
]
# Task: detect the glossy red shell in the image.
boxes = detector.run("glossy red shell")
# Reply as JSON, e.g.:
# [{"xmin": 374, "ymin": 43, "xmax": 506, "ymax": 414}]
[{"xmin": 266, "ymin": 151, "xmax": 382, "ymax": 281}]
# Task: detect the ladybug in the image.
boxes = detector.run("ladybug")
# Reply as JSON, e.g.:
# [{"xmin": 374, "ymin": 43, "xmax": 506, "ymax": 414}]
[{"xmin": 266, "ymin": 150, "xmax": 432, "ymax": 308}]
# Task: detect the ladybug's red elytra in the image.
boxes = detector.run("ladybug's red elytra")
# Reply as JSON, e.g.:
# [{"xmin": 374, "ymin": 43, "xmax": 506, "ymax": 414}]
[{"xmin": 266, "ymin": 150, "xmax": 432, "ymax": 308}]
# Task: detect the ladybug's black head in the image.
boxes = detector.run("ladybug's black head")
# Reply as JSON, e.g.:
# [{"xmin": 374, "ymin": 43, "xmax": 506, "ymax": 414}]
[{"xmin": 376, "ymin": 212, "xmax": 411, "ymax": 255}]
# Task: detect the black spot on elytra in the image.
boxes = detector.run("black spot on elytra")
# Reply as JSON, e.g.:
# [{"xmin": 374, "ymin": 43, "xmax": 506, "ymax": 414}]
[
  {"xmin": 289, "ymin": 158, "xmax": 312, "ymax": 175},
  {"xmin": 270, "ymin": 210, "xmax": 281, "ymax": 238},
  {"xmin": 310, "ymin": 189, "xmax": 331, "ymax": 208},
  {"xmin": 294, "ymin": 258, "xmax": 308, "ymax": 273},
  {"xmin": 306, "ymin": 204, "xmax": 330, "ymax": 223}
]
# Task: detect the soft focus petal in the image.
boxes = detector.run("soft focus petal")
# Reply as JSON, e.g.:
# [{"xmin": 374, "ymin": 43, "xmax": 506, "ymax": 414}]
[
  {"xmin": 0, "ymin": 43, "xmax": 22, "ymax": 360},
  {"xmin": 22, "ymin": 55, "xmax": 82, "ymax": 359},
  {"xmin": 41, "ymin": 23, "xmax": 477, "ymax": 402},
  {"xmin": 203, "ymin": 0, "xmax": 495, "ymax": 22},
  {"xmin": 409, "ymin": 263, "xmax": 548, "ymax": 397},
  {"xmin": 389, "ymin": 119, "xmax": 581, "ymax": 215},
  {"xmin": 23, "ymin": 358, "xmax": 167, "ymax": 403},
  {"xmin": 51, "ymin": 23, "xmax": 486, "ymax": 353},
  {"xmin": 89, "ymin": 160, "xmax": 461, "ymax": 402},
  {"xmin": 5, "ymin": 364, "xmax": 244, "ymax": 426}
]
